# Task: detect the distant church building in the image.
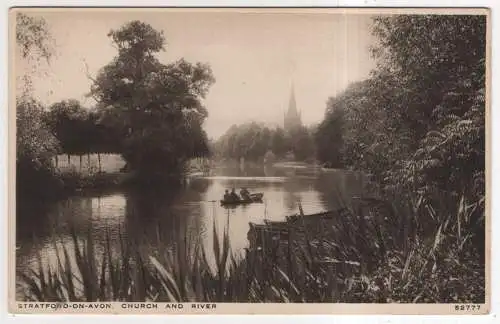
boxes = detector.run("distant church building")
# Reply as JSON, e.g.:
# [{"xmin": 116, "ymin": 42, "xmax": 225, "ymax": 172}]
[{"xmin": 283, "ymin": 84, "xmax": 302, "ymax": 132}]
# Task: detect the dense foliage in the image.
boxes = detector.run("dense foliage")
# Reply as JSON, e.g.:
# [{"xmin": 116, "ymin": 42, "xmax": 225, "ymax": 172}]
[
  {"xmin": 44, "ymin": 100, "xmax": 122, "ymax": 162},
  {"xmin": 17, "ymin": 96, "xmax": 63, "ymax": 200},
  {"xmin": 316, "ymin": 15, "xmax": 486, "ymax": 203},
  {"xmin": 314, "ymin": 96, "xmax": 346, "ymax": 168},
  {"xmin": 88, "ymin": 21, "xmax": 215, "ymax": 180},
  {"xmin": 214, "ymin": 122, "xmax": 273, "ymax": 161},
  {"xmin": 314, "ymin": 15, "xmax": 486, "ymax": 280},
  {"xmin": 44, "ymin": 100, "xmax": 91, "ymax": 157},
  {"xmin": 15, "ymin": 12, "xmax": 55, "ymax": 96},
  {"xmin": 16, "ymin": 13, "xmax": 62, "ymax": 200},
  {"xmin": 288, "ymin": 125, "xmax": 316, "ymax": 161}
]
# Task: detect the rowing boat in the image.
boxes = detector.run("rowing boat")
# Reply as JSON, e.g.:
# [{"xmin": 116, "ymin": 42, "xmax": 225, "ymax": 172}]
[{"xmin": 220, "ymin": 193, "xmax": 264, "ymax": 206}]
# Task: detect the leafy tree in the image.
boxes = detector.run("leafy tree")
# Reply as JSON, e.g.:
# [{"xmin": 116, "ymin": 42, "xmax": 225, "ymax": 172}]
[
  {"xmin": 271, "ymin": 127, "xmax": 288, "ymax": 158},
  {"xmin": 16, "ymin": 12, "xmax": 57, "ymax": 160},
  {"xmin": 216, "ymin": 122, "xmax": 317, "ymax": 162},
  {"xmin": 247, "ymin": 125, "xmax": 272, "ymax": 159},
  {"xmin": 318, "ymin": 77, "xmax": 405, "ymax": 179},
  {"xmin": 15, "ymin": 12, "xmax": 55, "ymax": 96},
  {"xmin": 312, "ymin": 16, "xmax": 488, "ymax": 268},
  {"xmin": 88, "ymin": 21, "xmax": 215, "ymax": 180},
  {"xmin": 215, "ymin": 122, "xmax": 275, "ymax": 162},
  {"xmin": 369, "ymin": 15, "xmax": 486, "ymax": 198},
  {"xmin": 44, "ymin": 100, "xmax": 126, "ymax": 171},
  {"xmin": 315, "ymin": 97, "xmax": 345, "ymax": 168},
  {"xmin": 314, "ymin": 14, "xmax": 486, "ymax": 276},
  {"xmin": 288, "ymin": 126, "xmax": 314, "ymax": 161},
  {"xmin": 317, "ymin": 15, "xmax": 485, "ymax": 201},
  {"xmin": 371, "ymin": 15, "xmax": 485, "ymax": 138},
  {"xmin": 15, "ymin": 12, "xmax": 61, "ymax": 199},
  {"xmin": 17, "ymin": 97, "xmax": 59, "ymax": 170},
  {"xmin": 84, "ymin": 109, "xmax": 123, "ymax": 171},
  {"xmin": 17, "ymin": 97, "xmax": 63, "ymax": 200},
  {"xmin": 45, "ymin": 100, "xmax": 90, "ymax": 162}
]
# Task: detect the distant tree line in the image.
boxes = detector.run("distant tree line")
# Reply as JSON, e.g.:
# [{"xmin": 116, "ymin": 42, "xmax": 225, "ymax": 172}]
[{"xmin": 213, "ymin": 122, "xmax": 315, "ymax": 162}]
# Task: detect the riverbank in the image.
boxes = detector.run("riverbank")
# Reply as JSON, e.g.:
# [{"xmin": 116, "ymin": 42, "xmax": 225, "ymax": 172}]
[
  {"xmin": 21, "ymin": 159, "xmax": 208, "ymax": 204},
  {"xmin": 18, "ymin": 169, "xmax": 186, "ymax": 207},
  {"xmin": 272, "ymin": 161, "xmax": 314, "ymax": 169},
  {"xmin": 57, "ymin": 170, "xmax": 205, "ymax": 198},
  {"xmin": 59, "ymin": 171, "xmax": 127, "ymax": 192}
]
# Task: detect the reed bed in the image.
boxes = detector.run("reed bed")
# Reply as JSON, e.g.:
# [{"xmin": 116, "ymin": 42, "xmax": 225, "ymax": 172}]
[{"xmin": 17, "ymin": 191, "xmax": 485, "ymax": 303}]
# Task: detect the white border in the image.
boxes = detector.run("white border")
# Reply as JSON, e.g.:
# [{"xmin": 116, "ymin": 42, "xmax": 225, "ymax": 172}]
[{"xmin": 1, "ymin": 0, "xmax": 498, "ymax": 323}]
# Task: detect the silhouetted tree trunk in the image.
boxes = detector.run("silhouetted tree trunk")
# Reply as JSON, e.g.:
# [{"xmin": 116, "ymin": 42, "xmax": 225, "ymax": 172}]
[
  {"xmin": 79, "ymin": 155, "xmax": 82, "ymax": 172},
  {"xmin": 67, "ymin": 154, "xmax": 70, "ymax": 165},
  {"xmin": 97, "ymin": 153, "xmax": 101, "ymax": 172},
  {"xmin": 87, "ymin": 153, "xmax": 91, "ymax": 171}
]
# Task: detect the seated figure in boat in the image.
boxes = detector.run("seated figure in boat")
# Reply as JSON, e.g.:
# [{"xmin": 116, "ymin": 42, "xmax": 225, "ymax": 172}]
[
  {"xmin": 223, "ymin": 189, "xmax": 231, "ymax": 202},
  {"xmin": 229, "ymin": 188, "xmax": 240, "ymax": 202},
  {"xmin": 240, "ymin": 187, "xmax": 251, "ymax": 200}
]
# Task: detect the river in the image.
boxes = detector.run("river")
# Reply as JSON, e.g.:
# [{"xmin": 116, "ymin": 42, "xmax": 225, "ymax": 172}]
[{"xmin": 16, "ymin": 162, "xmax": 365, "ymax": 275}]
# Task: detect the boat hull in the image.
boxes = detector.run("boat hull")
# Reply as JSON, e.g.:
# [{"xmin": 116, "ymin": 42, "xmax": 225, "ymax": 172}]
[{"xmin": 220, "ymin": 193, "xmax": 264, "ymax": 206}]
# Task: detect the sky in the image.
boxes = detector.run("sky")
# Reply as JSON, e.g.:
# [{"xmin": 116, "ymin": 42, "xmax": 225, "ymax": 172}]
[{"xmin": 18, "ymin": 9, "xmax": 377, "ymax": 139}]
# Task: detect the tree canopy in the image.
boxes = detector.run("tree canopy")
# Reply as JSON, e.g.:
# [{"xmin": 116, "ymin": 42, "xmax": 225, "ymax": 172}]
[
  {"xmin": 16, "ymin": 13, "xmax": 58, "ymax": 168},
  {"xmin": 214, "ymin": 122, "xmax": 272, "ymax": 162},
  {"xmin": 315, "ymin": 14, "xmax": 486, "ymax": 201},
  {"xmin": 214, "ymin": 122, "xmax": 316, "ymax": 162},
  {"xmin": 44, "ymin": 99, "xmax": 89, "ymax": 156},
  {"xmin": 88, "ymin": 21, "xmax": 215, "ymax": 179},
  {"xmin": 16, "ymin": 13, "xmax": 63, "ymax": 199}
]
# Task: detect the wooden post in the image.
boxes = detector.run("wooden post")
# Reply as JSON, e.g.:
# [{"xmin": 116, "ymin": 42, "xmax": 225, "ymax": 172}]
[{"xmin": 97, "ymin": 153, "xmax": 102, "ymax": 172}]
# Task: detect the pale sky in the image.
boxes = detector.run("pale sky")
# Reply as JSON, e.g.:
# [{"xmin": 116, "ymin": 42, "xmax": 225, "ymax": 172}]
[{"xmin": 20, "ymin": 10, "xmax": 376, "ymax": 139}]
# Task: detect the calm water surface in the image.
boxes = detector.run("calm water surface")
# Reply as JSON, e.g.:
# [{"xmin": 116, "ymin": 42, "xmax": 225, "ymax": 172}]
[{"xmin": 16, "ymin": 163, "xmax": 365, "ymax": 272}]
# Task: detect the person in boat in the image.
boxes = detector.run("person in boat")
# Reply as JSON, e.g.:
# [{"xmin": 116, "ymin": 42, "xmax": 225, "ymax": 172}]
[
  {"xmin": 223, "ymin": 189, "xmax": 231, "ymax": 202},
  {"xmin": 229, "ymin": 188, "xmax": 240, "ymax": 202},
  {"xmin": 240, "ymin": 187, "xmax": 251, "ymax": 200}
]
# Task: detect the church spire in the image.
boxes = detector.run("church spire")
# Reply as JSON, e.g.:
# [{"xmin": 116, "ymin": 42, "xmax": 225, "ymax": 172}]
[{"xmin": 284, "ymin": 82, "xmax": 302, "ymax": 131}]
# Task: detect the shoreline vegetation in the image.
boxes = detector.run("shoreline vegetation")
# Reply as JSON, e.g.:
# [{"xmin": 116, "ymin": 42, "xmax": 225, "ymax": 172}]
[{"xmin": 16, "ymin": 14, "xmax": 485, "ymax": 304}]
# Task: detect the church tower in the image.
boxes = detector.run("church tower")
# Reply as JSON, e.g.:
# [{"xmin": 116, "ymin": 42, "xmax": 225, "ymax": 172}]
[{"xmin": 284, "ymin": 83, "xmax": 302, "ymax": 132}]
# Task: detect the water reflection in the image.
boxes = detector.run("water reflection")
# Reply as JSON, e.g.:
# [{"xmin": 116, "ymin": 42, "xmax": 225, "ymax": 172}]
[{"xmin": 16, "ymin": 164, "xmax": 365, "ymax": 273}]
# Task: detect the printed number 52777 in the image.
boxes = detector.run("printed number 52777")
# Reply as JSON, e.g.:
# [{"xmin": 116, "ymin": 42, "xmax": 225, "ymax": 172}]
[{"xmin": 455, "ymin": 305, "xmax": 481, "ymax": 312}]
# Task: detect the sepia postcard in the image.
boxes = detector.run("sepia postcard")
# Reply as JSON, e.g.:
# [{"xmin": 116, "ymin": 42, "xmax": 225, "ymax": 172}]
[{"xmin": 9, "ymin": 7, "xmax": 490, "ymax": 315}]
